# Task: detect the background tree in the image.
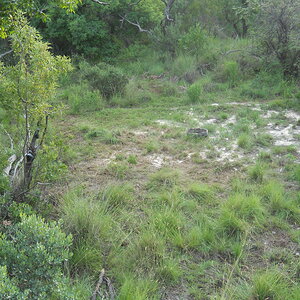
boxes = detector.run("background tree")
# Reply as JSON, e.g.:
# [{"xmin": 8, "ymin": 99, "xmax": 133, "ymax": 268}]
[{"xmin": 253, "ymin": 0, "xmax": 300, "ymax": 77}]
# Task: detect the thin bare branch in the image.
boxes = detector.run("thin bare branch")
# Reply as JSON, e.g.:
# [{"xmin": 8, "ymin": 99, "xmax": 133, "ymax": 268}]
[
  {"xmin": 91, "ymin": 0, "xmax": 110, "ymax": 5},
  {"xmin": 0, "ymin": 49, "xmax": 13, "ymax": 59},
  {"xmin": 119, "ymin": 15, "xmax": 152, "ymax": 35},
  {"xmin": 91, "ymin": 269, "xmax": 105, "ymax": 300}
]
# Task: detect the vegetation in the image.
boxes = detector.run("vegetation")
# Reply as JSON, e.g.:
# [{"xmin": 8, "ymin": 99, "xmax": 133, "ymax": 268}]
[{"xmin": 0, "ymin": 0, "xmax": 299, "ymax": 299}]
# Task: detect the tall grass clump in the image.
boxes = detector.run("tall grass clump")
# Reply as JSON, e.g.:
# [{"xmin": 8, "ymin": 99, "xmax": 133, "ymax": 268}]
[
  {"xmin": 60, "ymin": 83, "xmax": 104, "ymax": 114},
  {"xmin": 251, "ymin": 269, "xmax": 290, "ymax": 300},
  {"xmin": 260, "ymin": 181, "xmax": 300, "ymax": 222},
  {"xmin": 59, "ymin": 188, "xmax": 117, "ymax": 247},
  {"xmin": 100, "ymin": 183, "xmax": 134, "ymax": 210},
  {"xmin": 187, "ymin": 81, "xmax": 203, "ymax": 103},
  {"xmin": 248, "ymin": 162, "xmax": 266, "ymax": 183},
  {"xmin": 218, "ymin": 193, "xmax": 266, "ymax": 237},
  {"xmin": 147, "ymin": 168, "xmax": 180, "ymax": 190},
  {"xmin": 118, "ymin": 276, "xmax": 159, "ymax": 300},
  {"xmin": 186, "ymin": 182, "xmax": 214, "ymax": 204}
]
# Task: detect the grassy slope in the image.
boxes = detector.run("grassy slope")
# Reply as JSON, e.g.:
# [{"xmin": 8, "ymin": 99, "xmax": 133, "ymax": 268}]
[{"xmin": 48, "ymin": 73, "xmax": 300, "ymax": 299}]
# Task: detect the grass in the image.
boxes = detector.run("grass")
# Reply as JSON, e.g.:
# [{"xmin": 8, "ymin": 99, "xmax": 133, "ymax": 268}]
[{"xmin": 49, "ymin": 57, "xmax": 300, "ymax": 299}]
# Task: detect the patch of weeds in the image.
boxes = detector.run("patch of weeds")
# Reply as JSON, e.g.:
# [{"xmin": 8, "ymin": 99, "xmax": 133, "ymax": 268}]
[
  {"xmin": 147, "ymin": 168, "xmax": 180, "ymax": 190},
  {"xmin": 185, "ymin": 223, "xmax": 216, "ymax": 252},
  {"xmin": 234, "ymin": 121, "xmax": 250, "ymax": 134},
  {"xmin": 251, "ymin": 269, "xmax": 290, "ymax": 300},
  {"xmin": 100, "ymin": 183, "xmax": 134, "ymax": 210},
  {"xmin": 191, "ymin": 153, "xmax": 205, "ymax": 164},
  {"xmin": 155, "ymin": 189, "xmax": 182, "ymax": 209},
  {"xmin": 248, "ymin": 163, "xmax": 266, "ymax": 183},
  {"xmin": 255, "ymin": 133, "xmax": 273, "ymax": 147},
  {"xmin": 258, "ymin": 151, "xmax": 272, "ymax": 162},
  {"xmin": 145, "ymin": 141, "xmax": 159, "ymax": 153},
  {"xmin": 127, "ymin": 155, "xmax": 137, "ymax": 164},
  {"xmin": 272, "ymin": 145, "xmax": 297, "ymax": 155},
  {"xmin": 60, "ymin": 188, "xmax": 116, "ymax": 252},
  {"xmin": 260, "ymin": 181, "xmax": 300, "ymax": 222},
  {"xmin": 222, "ymin": 194, "xmax": 266, "ymax": 225},
  {"xmin": 220, "ymin": 112, "xmax": 228, "ymax": 120},
  {"xmin": 186, "ymin": 182, "xmax": 214, "ymax": 204},
  {"xmin": 106, "ymin": 162, "xmax": 129, "ymax": 179},
  {"xmin": 265, "ymin": 248, "xmax": 293, "ymax": 264},
  {"xmin": 238, "ymin": 133, "xmax": 252, "ymax": 149},
  {"xmin": 217, "ymin": 209, "xmax": 247, "ymax": 237},
  {"xmin": 148, "ymin": 208, "xmax": 185, "ymax": 238},
  {"xmin": 118, "ymin": 276, "xmax": 159, "ymax": 300},
  {"xmin": 87, "ymin": 128, "xmax": 121, "ymax": 144},
  {"xmin": 115, "ymin": 153, "xmax": 126, "ymax": 161},
  {"xmin": 157, "ymin": 258, "xmax": 182, "ymax": 283},
  {"xmin": 289, "ymin": 164, "xmax": 300, "ymax": 183},
  {"xmin": 130, "ymin": 231, "xmax": 166, "ymax": 270},
  {"xmin": 70, "ymin": 242, "xmax": 102, "ymax": 275}
]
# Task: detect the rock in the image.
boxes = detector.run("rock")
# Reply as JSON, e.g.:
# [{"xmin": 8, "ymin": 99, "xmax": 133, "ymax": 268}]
[{"xmin": 187, "ymin": 128, "xmax": 208, "ymax": 137}]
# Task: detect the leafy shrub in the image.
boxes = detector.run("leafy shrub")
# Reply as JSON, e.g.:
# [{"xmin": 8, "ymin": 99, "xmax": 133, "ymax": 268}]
[
  {"xmin": 179, "ymin": 24, "xmax": 208, "ymax": 58},
  {"xmin": 0, "ymin": 214, "xmax": 72, "ymax": 299},
  {"xmin": 0, "ymin": 266, "xmax": 27, "ymax": 299},
  {"xmin": 79, "ymin": 61, "xmax": 128, "ymax": 99}
]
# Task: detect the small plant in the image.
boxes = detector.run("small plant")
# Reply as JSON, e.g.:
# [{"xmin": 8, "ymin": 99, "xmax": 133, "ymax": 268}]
[
  {"xmin": 187, "ymin": 82, "xmax": 202, "ymax": 103},
  {"xmin": 238, "ymin": 134, "xmax": 252, "ymax": 149},
  {"xmin": 186, "ymin": 183, "xmax": 214, "ymax": 203},
  {"xmin": 61, "ymin": 83, "xmax": 104, "ymax": 114},
  {"xmin": 127, "ymin": 155, "xmax": 138, "ymax": 164},
  {"xmin": 148, "ymin": 168, "xmax": 180, "ymax": 190},
  {"xmin": 87, "ymin": 128, "xmax": 120, "ymax": 144},
  {"xmin": 107, "ymin": 162, "xmax": 129, "ymax": 179},
  {"xmin": 251, "ymin": 270, "xmax": 289, "ymax": 300},
  {"xmin": 145, "ymin": 141, "xmax": 159, "ymax": 153},
  {"xmin": 223, "ymin": 61, "xmax": 240, "ymax": 88},
  {"xmin": 248, "ymin": 163, "xmax": 265, "ymax": 183},
  {"xmin": 101, "ymin": 184, "xmax": 134, "ymax": 209},
  {"xmin": 255, "ymin": 133, "xmax": 273, "ymax": 147}
]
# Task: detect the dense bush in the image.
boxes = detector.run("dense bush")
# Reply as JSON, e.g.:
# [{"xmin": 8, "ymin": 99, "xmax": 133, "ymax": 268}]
[
  {"xmin": 0, "ymin": 214, "xmax": 72, "ymax": 299},
  {"xmin": 78, "ymin": 62, "xmax": 129, "ymax": 99}
]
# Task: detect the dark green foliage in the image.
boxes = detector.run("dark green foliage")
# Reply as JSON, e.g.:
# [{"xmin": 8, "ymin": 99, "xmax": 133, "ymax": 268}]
[
  {"xmin": 0, "ymin": 214, "xmax": 72, "ymax": 299},
  {"xmin": 79, "ymin": 61, "xmax": 128, "ymax": 99}
]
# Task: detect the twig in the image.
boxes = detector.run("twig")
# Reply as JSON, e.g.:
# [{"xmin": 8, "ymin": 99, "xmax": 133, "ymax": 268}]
[
  {"xmin": 91, "ymin": 269, "xmax": 105, "ymax": 300},
  {"xmin": 222, "ymin": 49, "xmax": 244, "ymax": 56},
  {"xmin": 3, "ymin": 128, "xmax": 14, "ymax": 150},
  {"xmin": 104, "ymin": 276, "xmax": 116, "ymax": 300},
  {"xmin": 91, "ymin": 0, "xmax": 110, "ymax": 5},
  {"xmin": 119, "ymin": 15, "xmax": 152, "ymax": 35},
  {"xmin": 0, "ymin": 49, "xmax": 13, "ymax": 59}
]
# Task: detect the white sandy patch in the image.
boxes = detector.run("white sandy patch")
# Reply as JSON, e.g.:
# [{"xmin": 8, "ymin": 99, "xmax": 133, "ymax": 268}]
[
  {"xmin": 261, "ymin": 110, "xmax": 279, "ymax": 119},
  {"xmin": 155, "ymin": 119, "xmax": 182, "ymax": 127},
  {"xmin": 285, "ymin": 111, "xmax": 300, "ymax": 121},
  {"xmin": 266, "ymin": 124, "xmax": 300, "ymax": 147}
]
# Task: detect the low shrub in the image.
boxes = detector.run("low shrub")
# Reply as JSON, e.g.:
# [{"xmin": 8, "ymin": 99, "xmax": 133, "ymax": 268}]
[
  {"xmin": 0, "ymin": 214, "xmax": 72, "ymax": 299},
  {"xmin": 79, "ymin": 61, "xmax": 128, "ymax": 99}
]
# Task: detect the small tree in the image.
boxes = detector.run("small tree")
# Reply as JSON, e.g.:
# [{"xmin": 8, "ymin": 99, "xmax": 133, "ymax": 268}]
[
  {"xmin": 0, "ymin": 14, "xmax": 72, "ymax": 200},
  {"xmin": 254, "ymin": 0, "xmax": 300, "ymax": 77}
]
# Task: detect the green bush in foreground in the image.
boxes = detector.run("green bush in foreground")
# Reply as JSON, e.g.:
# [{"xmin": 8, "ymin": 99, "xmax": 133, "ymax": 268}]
[{"xmin": 0, "ymin": 214, "xmax": 72, "ymax": 299}]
